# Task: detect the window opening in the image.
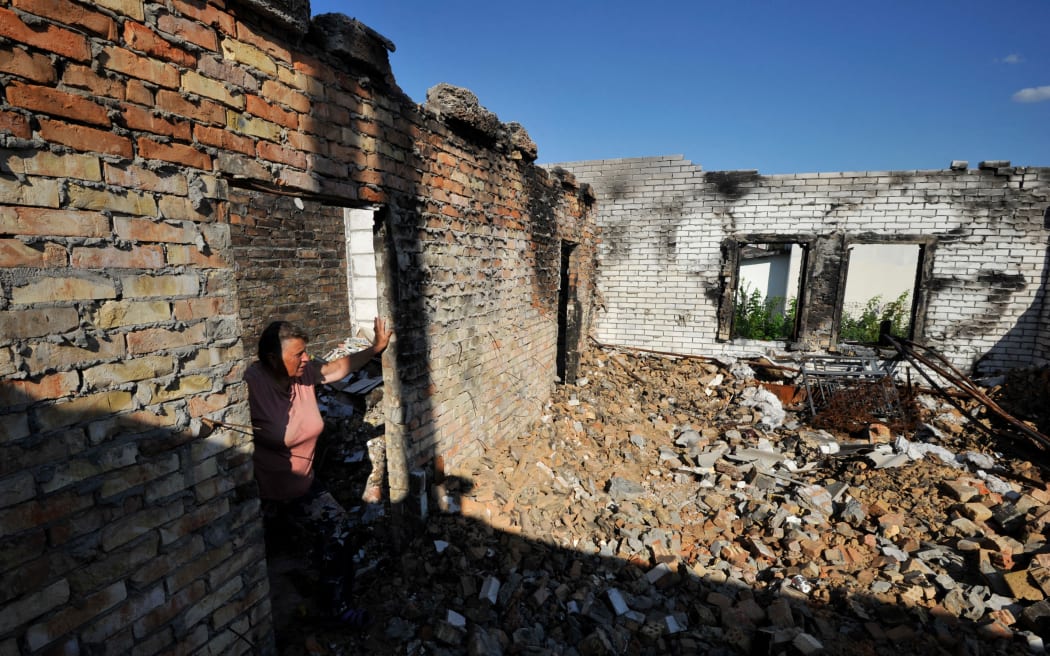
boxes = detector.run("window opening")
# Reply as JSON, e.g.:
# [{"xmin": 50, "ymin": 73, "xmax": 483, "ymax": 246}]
[
  {"xmin": 732, "ymin": 242, "xmax": 805, "ymax": 340},
  {"xmin": 345, "ymin": 208, "xmax": 379, "ymax": 335},
  {"xmin": 839, "ymin": 243, "xmax": 921, "ymax": 343}
]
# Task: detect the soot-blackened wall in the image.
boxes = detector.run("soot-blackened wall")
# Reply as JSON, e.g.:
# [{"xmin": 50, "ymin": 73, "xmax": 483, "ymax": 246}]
[{"xmin": 553, "ymin": 155, "xmax": 1050, "ymax": 375}]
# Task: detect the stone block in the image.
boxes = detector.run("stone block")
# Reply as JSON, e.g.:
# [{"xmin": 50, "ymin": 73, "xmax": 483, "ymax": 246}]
[
  {"xmin": 100, "ymin": 500, "xmax": 183, "ymax": 552},
  {"xmin": 40, "ymin": 118, "xmax": 133, "ymax": 157},
  {"xmin": 792, "ymin": 632, "xmax": 823, "ymax": 655},
  {"xmin": 606, "ymin": 588, "xmax": 629, "ymax": 615},
  {"xmin": 7, "ymin": 81, "xmax": 109, "ymax": 127},
  {"xmin": 221, "ymin": 34, "xmax": 280, "ymax": 74},
  {"xmin": 93, "ymin": 300, "xmax": 171, "ymax": 329},
  {"xmin": 72, "ymin": 244, "xmax": 166, "ymax": 269},
  {"xmin": 182, "ymin": 70, "xmax": 244, "ymax": 109},
  {"xmin": 23, "ymin": 335, "xmax": 124, "ymax": 375},
  {"xmin": 120, "ymin": 270, "xmax": 199, "ymax": 295},
  {"xmin": 0, "ymin": 307, "xmax": 79, "ymax": 341},
  {"xmin": 12, "ymin": 275, "xmax": 117, "ymax": 304},
  {"xmin": 0, "ymin": 206, "xmax": 109, "ymax": 237},
  {"xmin": 0, "ymin": 239, "xmax": 61, "ymax": 267},
  {"xmin": 0, "ymin": 346, "xmax": 14, "ymax": 375},
  {"xmin": 1003, "ymin": 570, "xmax": 1044, "ymax": 601},
  {"xmin": 0, "ymin": 371, "xmax": 80, "ymax": 407},
  {"xmin": 66, "ymin": 183, "xmax": 157, "ymax": 215},
  {"xmin": 25, "ymin": 581, "xmax": 126, "ymax": 651},
  {"xmin": 91, "ymin": 0, "xmax": 145, "ymax": 20},
  {"xmin": 1, "ymin": 43, "xmax": 56, "ymax": 82},
  {"xmin": 767, "ymin": 597, "xmax": 794, "ymax": 628},
  {"xmin": 6, "ymin": 147, "xmax": 102, "ymax": 180},
  {"xmin": 0, "ymin": 409, "xmax": 29, "ymax": 442},
  {"xmin": 34, "ymin": 390, "xmax": 134, "ymax": 432},
  {"xmin": 137, "ymin": 138, "xmax": 211, "ymax": 170},
  {"xmin": 958, "ymin": 502, "xmax": 993, "ymax": 522}
]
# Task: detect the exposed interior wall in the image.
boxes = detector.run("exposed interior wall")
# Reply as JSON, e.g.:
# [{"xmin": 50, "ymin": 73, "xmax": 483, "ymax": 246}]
[
  {"xmin": 344, "ymin": 206, "xmax": 380, "ymax": 338},
  {"xmin": 551, "ymin": 155, "xmax": 1050, "ymax": 375},
  {"xmin": 0, "ymin": 1, "xmax": 596, "ymax": 654}
]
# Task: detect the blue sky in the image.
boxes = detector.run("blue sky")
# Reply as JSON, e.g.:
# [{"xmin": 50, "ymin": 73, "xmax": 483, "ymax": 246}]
[{"xmin": 309, "ymin": 1, "xmax": 1049, "ymax": 174}]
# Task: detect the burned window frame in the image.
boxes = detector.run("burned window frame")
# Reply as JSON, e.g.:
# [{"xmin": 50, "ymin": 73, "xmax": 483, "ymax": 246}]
[
  {"xmin": 832, "ymin": 236, "xmax": 934, "ymax": 345},
  {"xmin": 717, "ymin": 237, "xmax": 812, "ymax": 343},
  {"xmin": 718, "ymin": 235, "xmax": 935, "ymax": 347}
]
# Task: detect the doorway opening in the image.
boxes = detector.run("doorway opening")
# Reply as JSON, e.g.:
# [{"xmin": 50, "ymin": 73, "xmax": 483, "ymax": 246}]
[{"xmin": 557, "ymin": 241, "xmax": 581, "ymax": 384}]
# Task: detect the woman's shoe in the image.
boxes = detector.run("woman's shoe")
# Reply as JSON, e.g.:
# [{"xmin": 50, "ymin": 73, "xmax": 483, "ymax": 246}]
[{"xmin": 332, "ymin": 606, "xmax": 370, "ymax": 630}]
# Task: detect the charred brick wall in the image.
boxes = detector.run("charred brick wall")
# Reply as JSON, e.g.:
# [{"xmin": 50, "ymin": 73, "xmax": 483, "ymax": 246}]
[
  {"xmin": 0, "ymin": 1, "xmax": 596, "ymax": 654},
  {"xmin": 378, "ymin": 95, "xmax": 598, "ymax": 484},
  {"xmin": 552, "ymin": 155, "xmax": 1050, "ymax": 375},
  {"xmin": 228, "ymin": 191, "xmax": 350, "ymax": 357}
]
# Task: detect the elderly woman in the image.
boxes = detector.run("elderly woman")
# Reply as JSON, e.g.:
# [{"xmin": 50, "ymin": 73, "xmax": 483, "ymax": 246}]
[{"xmin": 245, "ymin": 316, "xmax": 392, "ymax": 625}]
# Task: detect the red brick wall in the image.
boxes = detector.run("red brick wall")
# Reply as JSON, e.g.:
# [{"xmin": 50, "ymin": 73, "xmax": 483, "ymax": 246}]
[{"xmin": 0, "ymin": 0, "xmax": 595, "ymax": 652}]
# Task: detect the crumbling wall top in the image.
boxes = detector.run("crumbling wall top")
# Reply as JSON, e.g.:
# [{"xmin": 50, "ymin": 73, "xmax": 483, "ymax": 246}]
[
  {"xmin": 310, "ymin": 13, "xmax": 397, "ymax": 85},
  {"xmin": 227, "ymin": 2, "xmax": 398, "ymax": 86},
  {"xmin": 230, "ymin": 0, "xmax": 311, "ymax": 36},
  {"xmin": 424, "ymin": 83, "xmax": 539, "ymax": 162}
]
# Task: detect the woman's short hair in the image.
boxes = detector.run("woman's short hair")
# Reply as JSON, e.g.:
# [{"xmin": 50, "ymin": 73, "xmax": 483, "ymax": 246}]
[{"xmin": 258, "ymin": 321, "xmax": 309, "ymax": 366}]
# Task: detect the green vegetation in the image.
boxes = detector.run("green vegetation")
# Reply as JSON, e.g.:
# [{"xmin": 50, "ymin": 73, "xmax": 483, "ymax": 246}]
[
  {"xmin": 733, "ymin": 287, "xmax": 911, "ymax": 343},
  {"xmin": 839, "ymin": 290, "xmax": 911, "ymax": 342},
  {"xmin": 732, "ymin": 285, "xmax": 797, "ymax": 340}
]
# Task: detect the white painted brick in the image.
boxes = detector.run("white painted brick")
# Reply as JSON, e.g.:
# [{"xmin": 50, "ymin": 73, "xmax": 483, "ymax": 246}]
[{"xmin": 556, "ymin": 155, "xmax": 1049, "ymax": 373}]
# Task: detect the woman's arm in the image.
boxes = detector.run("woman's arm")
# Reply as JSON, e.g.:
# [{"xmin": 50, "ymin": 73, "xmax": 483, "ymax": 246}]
[{"xmin": 320, "ymin": 316, "xmax": 393, "ymax": 384}]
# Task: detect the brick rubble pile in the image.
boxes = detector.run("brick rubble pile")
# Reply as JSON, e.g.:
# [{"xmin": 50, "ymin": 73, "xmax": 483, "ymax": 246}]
[{"xmin": 274, "ymin": 347, "xmax": 1050, "ymax": 656}]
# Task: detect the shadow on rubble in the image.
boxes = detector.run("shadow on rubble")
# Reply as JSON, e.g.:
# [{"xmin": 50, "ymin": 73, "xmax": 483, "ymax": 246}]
[
  {"xmin": 978, "ymin": 239, "xmax": 1050, "ymax": 439},
  {"xmin": 265, "ymin": 434, "xmax": 1050, "ymax": 656}
]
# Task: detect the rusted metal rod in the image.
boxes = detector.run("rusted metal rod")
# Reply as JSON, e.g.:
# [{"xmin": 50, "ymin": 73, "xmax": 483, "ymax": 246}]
[
  {"xmin": 909, "ymin": 341, "xmax": 1050, "ymax": 449},
  {"xmin": 884, "ymin": 336, "xmax": 1050, "ymax": 450},
  {"xmin": 201, "ymin": 417, "xmax": 254, "ymax": 436}
]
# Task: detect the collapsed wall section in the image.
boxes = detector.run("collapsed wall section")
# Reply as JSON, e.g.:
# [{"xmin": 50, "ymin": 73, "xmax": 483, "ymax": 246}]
[
  {"xmin": 0, "ymin": 1, "xmax": 596, "ymax": 654},
  {"xmin": 553, "ymin": 156, "xmax": 1050, "ymax": 374}
]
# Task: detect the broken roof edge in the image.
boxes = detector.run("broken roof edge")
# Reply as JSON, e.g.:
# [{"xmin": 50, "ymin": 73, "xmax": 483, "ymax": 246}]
[
  {"xmin": 714, "ymin": 160, "xmax": 1050, "ymax": 178},
  {"xmin": 311, "ymin": 12, "xmax": 396, "ymax": 54},
  {"xmin": 309, "ymin": 13, "xmax": 399, "ymax": 89},
  {"xmin": 224, "ymin": 3, "xmax": 403, "ymax": 93},
  {"xmin": 422, "ymin": 83, "xmax": 539, "ymax": 163}
]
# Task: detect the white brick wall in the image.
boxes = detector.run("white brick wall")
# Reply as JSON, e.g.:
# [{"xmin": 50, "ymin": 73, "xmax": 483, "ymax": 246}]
[
  {"xmin": 344, "ymin": 208, "xmax": 378, "ymax": 336},
  {"xmin": 550, "ymin": 157, "xmax": 1050, "ymax": 374}
]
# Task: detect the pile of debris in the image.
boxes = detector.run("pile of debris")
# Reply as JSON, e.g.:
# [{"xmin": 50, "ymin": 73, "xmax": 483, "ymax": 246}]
[
  {"xmin": 269, "ymin": 347, "xmax": 1050, "ymax": 656},
  {"xmin": 992, "ymin": 367, "xmax": 1050, "ymax": 438}
]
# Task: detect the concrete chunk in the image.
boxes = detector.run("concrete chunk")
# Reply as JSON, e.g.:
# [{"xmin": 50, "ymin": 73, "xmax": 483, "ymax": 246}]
[
  {"xmin": 479, "ymin": 576, "xmax": 501, "ymax": 605},
  {"xmin": 792, "ymin": 632, "xmax": 824, "ymax": 654},
  {"xmin": 606, "ymin": 589, "xmax": 630, "ymax": 616}
]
